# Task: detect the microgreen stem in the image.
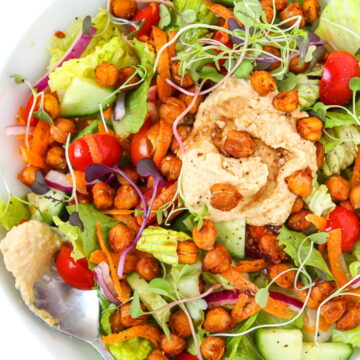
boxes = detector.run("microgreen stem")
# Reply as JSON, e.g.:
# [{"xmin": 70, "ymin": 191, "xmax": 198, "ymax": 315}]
[{"xmin": 65, "ymin": 134, "xmax": 79, "ymax": 211}]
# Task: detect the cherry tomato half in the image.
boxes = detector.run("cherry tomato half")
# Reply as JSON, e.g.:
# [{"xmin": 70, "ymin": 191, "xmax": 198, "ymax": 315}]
[
  {"xmin": 56, "ymin": 246, "xmax": 94, "ymax": 290},
  {"xmin": 69, "ymin": 133, "xmax": 122, "ymax": 172},
  {"xmin": 320, "ymin": 50, "xmax": 360, "ymax": 106},
  {"xmin": 131, "ymin": 3, "xmax": 160, "ymax": 39},
  {"xmin": 130, "ymin": 121, "xmax": 152, "ymax": 166},
  {"xmin": 325, "ymin": 206, "xmax": 360, "ymax": 252},
  {"xmin": 175, "ymin": 353, "xmax": 198, "ymax": 360},
  {"xmin": 213, "ymin": 29, "xmax": 233, "ymax": 66}
]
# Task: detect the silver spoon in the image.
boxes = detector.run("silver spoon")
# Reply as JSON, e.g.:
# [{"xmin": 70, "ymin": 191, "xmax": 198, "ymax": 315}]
[{"xmin": 32, "ymin": 264, "xmax": 113, "ymax": 360}]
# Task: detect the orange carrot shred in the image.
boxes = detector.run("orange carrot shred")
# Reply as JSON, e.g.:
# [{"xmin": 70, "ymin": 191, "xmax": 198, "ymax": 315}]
[
  {"xmin": 83, "ymin": 134, "xmax": 103, "ymax": 163},
  {"xmin": 168, "ymin": 30, "xmax": 177, "ymax": 59},
  {"xmin": 153, "ymin": 119, "xmax": 173, "ymax": 167},
  {"xmin": 206, "ymin": 0, "xmax": 237, "ymax": 20},
  {"xmin": 306, "ymin": 214, "xmax": 327, "ymax": 232},
  {"xmin": 103, "ymin": 209, "xmax": 135, "ymax": 216},
  {"xmin": 19, "ymin": 145, "xmax": 46, "ymax": 168},
  {"xmin": 31, "ymin": 120, "xmax": 50, "ymax": 156},
  {"xmin": 350, "ymin": 145, "xmax": 360, "ymax": 187},
  {"xmin": 157, "ymin": 74, "xmax": 172, "ymax": 101},
  {"xmin": 89, "ymin": 250, "xmax": 108, "ymax": 265},
  {"xmin": 66, "ymin": 171, "xmax": 88, "ymax": 195},
  {"xmin": 235, "ymin": 259, "xmax": 269, "ymax": 273}
]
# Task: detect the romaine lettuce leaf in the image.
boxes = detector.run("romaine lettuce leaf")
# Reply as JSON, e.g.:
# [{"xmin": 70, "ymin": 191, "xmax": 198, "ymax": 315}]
[
  {"xmin": 0, "ymin": 197, "xmax": 30, "ymax": 231},
  {"xmin": 332, "ymin": 326, "xmax": 360, "ymax": 348},
  {"xmin": 278, "ymin": 226, "xmax": 333, "ymax": 280},
  {"xmin": 136, "ymin": 226, "xmax": 191, "ymax": 265},
  {"xmin": 107, "ymin": 338, "xmax": 153, "ymax": 360},
  {"xmin": 304, "ymin": 182, "xmax": 335, "ymax": 217},
  {"xmin": 202, "ymin": 272, "xmax": 235, "ymax": 290},
  {"xmin": 98, "ymin": 291, "xmax": 118, "ymax": 335}
]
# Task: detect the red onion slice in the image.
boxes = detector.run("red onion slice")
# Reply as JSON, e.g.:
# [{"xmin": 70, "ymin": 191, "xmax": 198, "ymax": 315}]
[
  {"xmin": 351, "ymin": 276, "xmax": 360, "ymax": 289},
  {"xmin": 45, "ymin": 170, "xmax": 73, "ymax": 193},
  {"xmin": 34, "ymin": 26, "xmax": 97, "ymax": 92},
  {"xmin": 93, "ymin": 262, "xmax": 120, "ymax": 305},
  {"xmin": 114, "ymin": 93, "xmax": 126, "ymax": 121},
  {"xmin": 269, "ymin": 290, "xmax": 303, "ymax": 312},
  {"xmin": 6, "ymin": 125, "xmax": 34, "ymax": 136},
  {"xmin": 205, "ymin": 290, "xmax": 240, "ymax": 309}
]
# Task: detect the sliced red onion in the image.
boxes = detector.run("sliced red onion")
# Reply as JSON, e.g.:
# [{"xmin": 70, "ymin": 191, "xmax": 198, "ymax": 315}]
[
  {"xmin": 93, "ymin": 262, "xmax": 121, "ymax": 305},
  {"xmin": 114, "ymin": 93, "xmax": 126, "ymax": 121},
  {"xmin": 6, "ymin": 125, "xmax": 34, "ymax": 136},
  {"xmin": 147, "ymin": 85, "xmax": 157, "ymax": 103},
  {"xmin": 45, "ymin": 170, "xmax": 73, "ymax": 193},
  {"xmin": 34, "ymin": 26, "xmax": 97, "ymax": 92},
  {"xmin": 350, "ymin": 276, "xmax": 360, "ymax": 289},
  {"xmin": 205, "ymin": 290, "xmax": 240, "ymax": 309},
  {"xmin": 269, "ymin": 290, "xmax": 303, "ymax": 312}
]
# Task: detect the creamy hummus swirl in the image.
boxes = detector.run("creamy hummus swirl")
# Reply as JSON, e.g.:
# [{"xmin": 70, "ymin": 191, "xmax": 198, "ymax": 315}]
[{"xmin": 180, "ymin": 77, "xmax": 318, "ymax": 226}]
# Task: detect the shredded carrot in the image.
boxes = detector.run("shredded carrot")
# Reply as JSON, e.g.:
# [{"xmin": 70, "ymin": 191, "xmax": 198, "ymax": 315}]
[
  {"xmin": 96, "ymin": 223, "xmax": 129, "ymax": 302},
  {"xmin": 31, "ymin": 120, "xmax": 50, "ymax": 156},
  {"xmin": 83, "ymin": 134, "xmax": 103, "ymax": 163},
  {"xmin": 350, "ymin": 145, "xmax": 360, "ymax": 187},
  {"xmin": 344, "ymin": 288, "xmax": 360, "ymax": 302},
  {"xmin": 306, "ymin": 214, "xmax": 327, "ymax": 232},
  {"xmin": 153, "ymin": 119, "xmax": 173, "ymax": 167},
  {"xmin": 103, "ymin": 106, "xmax": 113, "ymax": 120},
  {"xmin": 327, "ymin": 229, "xmax": 349, "ymax": 288},
  {"xmin": 232, "ymin": 293, "xmax": 260, "ymax": 322},
  {"xmin": 303, "ymin": 313, "xmax": 331, "ymax": 333},
  {"xmin": 66, "ymin": 171, "xmax": 87, "ymax": 194},
  {"xmin": 206, "ymin": 0, "xmax": 236, "ymax": 20},
  {"xmin": 89, "ymin": 250, "xmax": 108, "ymax": 265},
  {"xmin": 103, "ymin": 209, "xmax": 135, "ymax": 216},
  {"xmin": 168, "ymin": 30, "xmax": 177, "ymax": 59},
  {"xmin": 19, "ymin": 145, "xmax": 46, "ymax": 168},
  {"xmin": 102, "ymin": 325, "xmax": 162, "ymax": 347},
  {"xmin": 157, "ymin": 74, "xmax": 172, "ymax": 101},
  {"xmin": 235, "ymin": 259, "xmax": 269, "ymax": 273},
  {"xmin": 17, "ymin": 106, "xmax": 27, "ymax": 125},
  {"xmin": 265, "ymin": 297, "xmax": 293, "ymax": 320}
]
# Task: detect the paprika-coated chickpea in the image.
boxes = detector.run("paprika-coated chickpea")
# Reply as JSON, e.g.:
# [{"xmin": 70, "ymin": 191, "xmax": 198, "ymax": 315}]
[
  {"xmin": 44, "ymin": 94, "xmax": 61, "ymax": 119},
  {"xmin": 159, "ymin": 97, "xmax": 187, "ymax": 125},
  {"xmin": 114, "ymin": 184, "xmax": 139, "ymax": 209},
  {"xmin": 50, "ymin": 118, "xmax": 76, "ymax": 144},
  {"xmin": 18, "ymin": 165, "xmax": 38, "ymax": 186},
  {"xmin": 315, "ymin": 142, "xmax": 325, "ymax": 168},
  {"xmin": 179, "ymin": 87, "xmax": 204, "ymax": 114},
  {"xmin": 203, "ymin": 244, "xmax": 232, "ymax": 274},
  {"xmin": 286, "ymin": 209, "xmax": 312, "ymax": 231},
  {"xmin": 171, "ymin": 125, "xmax": 193, "ymax": 153},
  {"xmin": 262, "ymin": 6, "xmax": 274, "ymax": 24},
  {"xmin": 296, "ymin": 117, "xmax": 323, "ymax": 141},
  {"xmin": 268, "ymin": 263, "xmax": 297, "ymax": 289},
  {"xmin": 92, "ymin": 182, "xmax": 115, "ymax": 210},
  {"xmin": 223, "ymin": 130, "xmax": 255, "ymax": 159},
  {"xmin": 285, "ymin": 168, "xmax": 313, "ymax": 198},
  {"xmin": 289, "ymin": 56, "xmax": 309, "ymax": 74},
  {"xmin": 280, "ymin": 2, "xmax": 306, "ymax": 28},
  {"xmin": 169, "ymin": 309, "xmax": 192, "ymax": 337},
  {"xmin": 340, "ymin": 200, "xmax": 354, "ymax": 211},
  {"xmin": 147, "ymin": 350, "xmax": 169, "ymax": 360},
  {"xmin": 290, "ymin": 196, "xmax": 304, "ymax": 214},
  {"xmin": 210, "ymin": 183, "xmax": 243, "ymax": 212},
  {"xmin": 251, "ymin": 71, "xmax": 277, "ymax": 96},
  {"xmin": 160, "ymin": 155, "xmax": 182, "ymax": 182},
  {"xmin": 120, "ymin": 302, "xmax": 148, "ymax": 327},
  {"xmin": 109, "ymin": 309, "xmax": 124, "ymax": 333},
  {"xmin": 193, "ymin": 219, "xmax": 218, "ymax": 250},
  {"xmin": 263, "ymin": 46, "xmax": 281, "ymax": 71},
  {"xmin": 95, "ymin": 62, "xmax": 119, "ymax": 88},
  {"xmin": 204, "ymin": 307, "xmax": 233, "ymax": 333},
  {"xmin": 273, "ymin": 90, "xmax": 299, "ymax": 113},
  {"xmin": 110, "ymin": 0, "xmax": 138, "ymax": 19},
  {"xmin": 260, "ymin": 0, "xmax": 288, "ymax": 11},
  {"xmin": 350, "ymin": 184, "xmax": 360, "ymax": 210},
  {"xmin": 109, "ymin": 224, "xmax": 136, "ymax": 253},
  {"xmin": 136, "ymin": 255, "xmax": 160, "ymax": 281},
  {"xmin": 302, "ymin": 0, "xmax": 320, "ymax": 24},
  {"xmin": 260, "ymin": 233, "xmax": 287, "ymax": 264},
  {"xmin": 200, "ymin": 337, "xmax": 226, "ymax": 360},
  {"xmin": 172, "ymin": 62, "xmax": 194, "ymax": 88},
  {"xmin": 177, "ymin": 241, "xmax": 198, "ymax": 265},
  {"xmin": 320, "ymin": 299, "xmax": 347, "ymax": 325},
  {"xmin": 160, "ymin": 334, "xmax": 187, "ymax": 357},
  {"xmin": 116, "ymin": 166, "xmax": 139, "ymax": 186},
  {"xmin": 118, "ymin": 67, "xmax": 141, "ymax": 92},
  {"xmin": 325, "ymin": 175, "xmax": 350, "ymax": 202},
  {"xmin": 46, "ymin": 146, "xmax": 67, "ymax": 171}
]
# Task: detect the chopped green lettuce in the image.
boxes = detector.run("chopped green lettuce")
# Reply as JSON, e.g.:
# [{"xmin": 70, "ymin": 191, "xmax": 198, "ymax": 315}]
[
  {"xmin": 316, "ymin": 0, "xmax": 360, "ymax": 55},
  {"xmin": 107, "ymin": 338, "xmax": 153, "ymax": 360},
  {"xmin": 0, "ymin": 197, "xmax": 30, "ymax": 231},
  {"xmin": 136, "ymin": 226, "xmax": 191, "ymax": 265},
  {"xmin": 98, "ymin": 291, "xmax": 118, "ymax": 335},
  {"xmin": 112, "ymin": 40, "xmax": 155, "ymax": 138},
  {"xmin": 67, "ymin": 204, "xmax": 118, "ymax": 259},
  {"xmin": 53, "ymin": 216, "xmax": 84, "ymax": 261},
  {"xmin": 202, "ymin": 272, "xmax": 235, "ymax": 290},
  {"xmin": 297, "ymin": 74, "xmax": 320, "ymax": 110},
  {"xmin": 353, "ymin": 241, "xmax": 360, "ymax": 260},
  {"xmin": 332, "ymin": 326, "xmax": 360, "ymax": 348},
  {"xmin": 349, "ymin": 261, "xmax": 360, "ymax": 278},
  {"xmin": 304, "ymin": 182, "xmax": 335, "ymax": 217},
  {"xmin": 278, "ymin": 226, "xmax": 333, "ymax": 280}
]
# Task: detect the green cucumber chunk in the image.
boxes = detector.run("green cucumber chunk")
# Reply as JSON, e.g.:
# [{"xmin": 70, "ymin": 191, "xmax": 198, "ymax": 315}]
[{"xmin": 301, "ymin": 342, "xmax": 353, "ymax": 360}]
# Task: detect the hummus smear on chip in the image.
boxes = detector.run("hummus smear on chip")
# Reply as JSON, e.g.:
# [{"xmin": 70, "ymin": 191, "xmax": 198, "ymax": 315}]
[{"xmin": 180, "ymin": 77, "xmax": 318, "ymax": 226}]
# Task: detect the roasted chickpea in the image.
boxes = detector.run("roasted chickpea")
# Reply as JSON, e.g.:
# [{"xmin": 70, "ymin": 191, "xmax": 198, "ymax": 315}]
[
  {"xmin": 289, "ymin": 56, "xmax": 309, "ymax": 74},
  {"xmin": 273, "ymin": 90, "xmax": 299, "ymax": 113},
  {"xmin": 223, "ymin": 130, "xmax": 255, "ymax": 159},
  {"xmin": 159, "ymin": 97, "xmax": 187, "ymax": 125},
  {"xmin": 315, "ymin": 142, "xmax": 325, "ymax": 168},
  {"xmin": 340, "ymin": 200, "xmax": 354, "ymax": 211},
  {"xmin": 109, "ymin": 308, "xmax": 124, "ymax": 333},
  {"xmin": 136, "ymin": 255, "xmax": 160, "ymax": 281},
  {"xmin": 261, "ymin": 0, "xmax": 288, "ymax": 11},
  {"xmin": 302, "ymin": 0, "xmax": 320, "ymax": 24},
  {"xmin": 160, "ymin": 334, "xmax": 187, "ymax": 357},
  {"xmin": 171, "ymin": 125, "xmax": 192, "ymax": 153},
  {"xmin": 285, "ymin": 168, "xmax": 313, "ymax": 197},
  {"xmin": 118, "ymin": 66, "xmax": 141, "ymax": 92},
  {"xmin": 114, "ymin": 184, "xmax": 139, "ymax": 210},
  {"xmin": 169, "ymin": 310, "xmax": 192, "ymax": 337},
  {"xmin": 120, "ymin": 302, "xmax": 148, "ymax": 327},
  {"xmin": 350, "ymin": 184, "xmax": 360, "ymax": 209},
  {"xmin": 203, "ymin": 244, "xmax": 232, "ymax": 274},
  {"xmin": 177, "ymin": 241, "xmax": 198, "ymax": 265},
  {"xmin": 204, "ymin": 307, "xmax": 233, "ymax": 333},
  {"xmin": 172, "ymin": 62, "xmax": 193, "ymax": 88},
  {"xmin": 200, "ymin": 337, "xmax": 226, "ymax": 360},
  {"xmin": 95, "ymin": 62, "xmax": 119, "ymax": 88},
  {"xmin": 110, "ymin": 0, "xmax": 137, "ymax": 19},
  {"xmin": 251, "ymin": 71, "xmax": 277, "ymax": 96},
  {"xmin": 160, "ymin": 155, "xmax": 182, "ymax": 182},
  {"xmin": 287, "ymin": 209, "xmax": 312, "ymax": 231},
  {"xmin": 44, "ymin": 94, "xmax": 60, "ymax": 119},
  {"xmin": 268, "ymin": 263, "xmax": 296, "ymax": 289},
  {"xmin": 263, "ymin": 46, "xmax": 281, "ymax": 71},
  {"xmin": 109, "ymin": 224, "xmax": 136, "ymax": 253},
  {"xmin": 296, "ymin": 117, "xmax": 323, "ymax": 141},
  {"xmin": 262, "ymin": 6, "xmax": 275, "ymax": 24},
  {"xmin": 193, "ymin": 219, "xmax": 218, "ymax": 250},
  {"xmin": 147, "ymin": 350, "xmax": 169, "ymax": 360},
  {"xmin": 280, "ymin": 2, "xmax": 305, "ymax": 28},
  {"xmin": 46, "ymin": 146, "xmax": 67, "ymax": 171},
  {"xmin": 179, "ymin": 87, "xmax": 204, "ymax": 115},
  {"xmin": 17, "ymin": 165, "xmax": 38, "ymax": 186},
  {"xmin": 336, "ymin": 303, "xmax": 360, "ymax": 331},
  {"xmin": 325, "ymin": 175, "xmax": 350, "ymax": 202},
  {"xmin": 321, "ymin": 299, "xmax": 347, "ymax": 325},
  {"xmin": 210, "ymin": 183, "xmax": 243, "ymax": 212},
  {"xmin": 290, "ymin": 197, "xmax": 304, "ymax": 214},
  {"xmin": 50, "ymin": 118, "xmax": 76, "ymax": 144},
  {"xmin": 259, "ymin": 233, "xmax": 287, "ymax": 264},
  {"xmin": 92, "ymin": 182, "xmax": 115, "ymax": 210},
  {"xmin": 117, "ymin": 166, "xmax": 139, "ymax": 186},
  {"xmin": 112, "ymin": 214, "xmax": 139, "ymax": 232}
]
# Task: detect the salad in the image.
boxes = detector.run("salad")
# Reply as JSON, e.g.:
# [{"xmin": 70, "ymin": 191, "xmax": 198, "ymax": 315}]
[{"xmin": 1, "ymin": 0, "xmax": 360, "ymax": 359}]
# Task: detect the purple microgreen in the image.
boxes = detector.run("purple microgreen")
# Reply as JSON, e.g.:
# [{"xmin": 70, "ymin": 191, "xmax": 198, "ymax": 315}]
[
  {"xmin": 136, "ymin": 158, "xmax": 165, "ymax": 187},
  {"xmin": 31, "ymin": 170, "xmax": 50, "ymax": 195},
  {"xmin": 311, "ymin": 267, "xmax": 327, "ymax": 284},
  {"xmin": 69, "ymin": 211, "xmax": 84, "ymax": 231},
  {"xmin": 85, "ymin": 164, "xmax": 113, "ymax": 182}
]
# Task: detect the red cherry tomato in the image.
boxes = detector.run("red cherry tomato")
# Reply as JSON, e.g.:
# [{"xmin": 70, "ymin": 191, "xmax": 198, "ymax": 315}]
[
  {"xmin": 175, "ymin": 353, "xmax": 198, "ymax": 360},
  {"xmin": 320, "ymin": 50, "xmax": 360, "ymax": 106},
  {"xmin": 131, "ymin": 3, "xmax": 160, "ymax": 39},
  {"xmin": 69, "ymin": 133, "xmax": 122, "ymax": 172},
  {"xmin": 56, "ymin": 246, "xmax": 94, "ymax": 290},
  {"xmin": 325, "ymin": 206, "xmax": 360, "ymax": 252},
  {"xmin": 130, "ymin": 121, "xmax": 152, "ymax": 166},
  {"xmin": 213, "ymin": 29, "xmax": 233, "ymax": 66},
  {"xmin": 24, "ymin": 95, "xmax": 40, "ymax": 126}
]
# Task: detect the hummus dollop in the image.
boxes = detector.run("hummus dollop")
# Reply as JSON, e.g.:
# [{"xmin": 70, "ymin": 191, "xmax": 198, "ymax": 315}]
[
  {"xmin": 0, "ymin": 220, "xmax": 62, "ymax": 325},
  {"xmin": 180, "ymin": 77, "xmax": 318, "ymax": 226}
]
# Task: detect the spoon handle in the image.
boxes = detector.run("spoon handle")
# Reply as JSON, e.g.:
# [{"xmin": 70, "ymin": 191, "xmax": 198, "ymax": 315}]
[{"xmin": 91, "ymin": 338, "xmax": 114, "ymax": 360}]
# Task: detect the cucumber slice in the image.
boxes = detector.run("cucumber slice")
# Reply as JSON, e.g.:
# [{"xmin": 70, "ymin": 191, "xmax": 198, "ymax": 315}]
[
  {"xmin": 60, "ymin": 77, "xmax": 117, "ymax": 117},
  {"xmin": 301, "ymin": 342, "xmax": 354, "ymax": 360},
  {"xmin": 255, "ymin": 328, "xmax": 303, "ymax": 360},
  {"xmin": 126, "ymin": 272, "xmax": 170, "ymax": 326}
]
